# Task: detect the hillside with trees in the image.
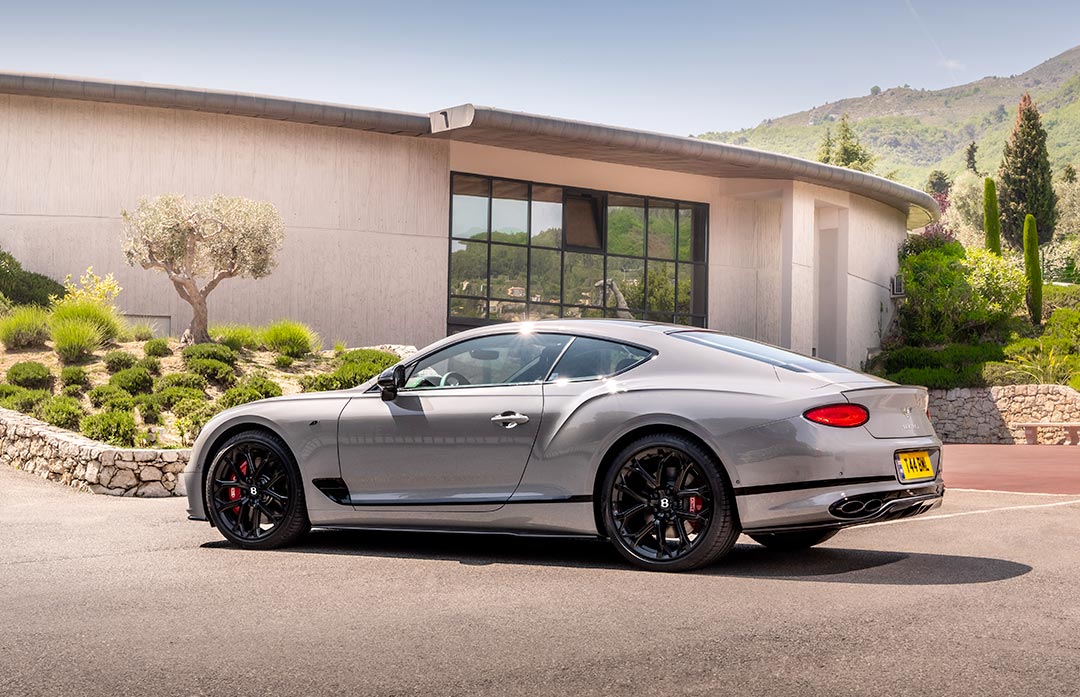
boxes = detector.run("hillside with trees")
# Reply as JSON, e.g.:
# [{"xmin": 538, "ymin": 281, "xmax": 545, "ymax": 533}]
[{"xmin": 697, "ymin": 45, "xmax": 1080, "ymax": 187}]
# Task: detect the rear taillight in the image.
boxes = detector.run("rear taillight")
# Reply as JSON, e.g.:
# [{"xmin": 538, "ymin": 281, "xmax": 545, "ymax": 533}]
[{"xmin": 803, "ymin": 404, "xmax": 869, "ymax": 428}]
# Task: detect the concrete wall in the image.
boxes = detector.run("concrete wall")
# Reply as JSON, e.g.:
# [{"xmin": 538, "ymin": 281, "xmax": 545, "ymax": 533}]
[
  {"xmin": 0, "ymin": 95, "xmax": 910, "ymax": 365},
  {"xmin": 0, "ymin": 93, "xmax": 451, "ymax": 348}
]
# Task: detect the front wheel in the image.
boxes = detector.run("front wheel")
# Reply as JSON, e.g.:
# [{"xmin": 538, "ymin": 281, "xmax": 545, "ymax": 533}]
[
  {"xmin": 205, "ymin": 430, "xmax": 310, "ymax": 550},
  {"xmin": 601, "ymin": 433, "xmax": 739, "ymax": 572},
  {"xmin": 748, "ymin": 529, "xmax": 839, "ymax": 551}
]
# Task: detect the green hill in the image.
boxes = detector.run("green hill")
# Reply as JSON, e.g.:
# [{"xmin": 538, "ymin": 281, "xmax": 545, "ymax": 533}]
[{"xmin": 696, "ymin": 45, "xmax": 1080, "ymax": 188}]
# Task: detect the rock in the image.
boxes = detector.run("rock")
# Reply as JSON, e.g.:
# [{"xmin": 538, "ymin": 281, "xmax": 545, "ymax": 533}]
[
  {"xmin": 161, "ymin": 450, "xmax": 179, "ymax": 463},
  {"xmin": 138, "ymin": 466, "xmax": 163, "ymax": 482},
  {"xmin": 98, "ymin": 466, "xmax": 116, "ymax": 487},
  {"xmin": 84, "ymin": 461, "xmax": 100, "ymax": 484},
  {"xmin": 133, "ymin": 450, "xmax": 157, "ymax": 462},
  {"xmin": 135, "ymin": 481, "xmax": 170, "ymax": 498},
  {"xmin": 109, "ymin": 468, "xmax": 138, "ymax": 490},
  {"xmin": 99, "ymin": 451, "xmax": 116, "ymax": 467}
]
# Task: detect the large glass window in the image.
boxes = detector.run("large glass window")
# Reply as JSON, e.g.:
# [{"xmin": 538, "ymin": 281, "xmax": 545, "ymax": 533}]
[
  {"xmin": 448, "ymin": 173, "xmax": 708, "ymax": 332},
  {"xmin": 406, "ymin": 333, "xmax": 571, "ymax": 389}
]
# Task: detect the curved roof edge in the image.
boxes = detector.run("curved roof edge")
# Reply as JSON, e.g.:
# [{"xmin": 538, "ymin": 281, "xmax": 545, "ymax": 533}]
[
  {"xmin": 430, "ymin": 104, "xmax": 939, "ymax": 229},
  {"xmin": 0, "ymin": 71, "xmax": 431, "ymax": 136}
]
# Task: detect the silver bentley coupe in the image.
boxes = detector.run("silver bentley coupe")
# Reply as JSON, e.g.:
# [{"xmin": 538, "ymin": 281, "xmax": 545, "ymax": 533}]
[{"xmin": 184, "ymin": 320, "xmax": 944, "ymax": 571}]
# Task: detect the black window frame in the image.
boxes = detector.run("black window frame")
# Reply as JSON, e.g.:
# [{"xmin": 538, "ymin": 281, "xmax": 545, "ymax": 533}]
[{"xmin": 448, "ymin": 172, "xmax": 708, "ymax": 333}]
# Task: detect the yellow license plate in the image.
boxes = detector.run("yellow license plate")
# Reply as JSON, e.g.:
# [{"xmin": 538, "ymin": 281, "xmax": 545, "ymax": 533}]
[{"xmin": 897, "ymin": 451, "xmax": 935, "ymax": 481}]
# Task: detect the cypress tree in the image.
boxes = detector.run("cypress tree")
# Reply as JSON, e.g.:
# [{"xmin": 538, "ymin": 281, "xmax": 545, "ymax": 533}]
[
  {"xmin": 998, "ymin": 94, "xmax": 1057, "ymax": 247},
  {"xmin": 966, "ymin": 141, "xmax": 980, "ymax": 175},
  {"xmin": 1023, "ymin": 214, "xmax": 1042, "ymax": 326},
  {"xmin": 984, "ymin": 178, "xmax": 1002, "ymax": 256},
  {"xmin": 1065, "ymin": 164, "xmax": 1077, "ymax": 184},
  {"xmin": 817, "ymin": 127, "xmax": 834, "ymax": 165}
]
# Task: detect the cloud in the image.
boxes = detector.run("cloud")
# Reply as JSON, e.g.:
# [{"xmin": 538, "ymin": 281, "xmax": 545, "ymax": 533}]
[{"xmin": 939, "ymin": 58, "xmax": 966, "ymax": 71}]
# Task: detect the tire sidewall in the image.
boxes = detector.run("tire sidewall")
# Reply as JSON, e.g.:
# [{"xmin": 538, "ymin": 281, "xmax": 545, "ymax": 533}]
[
  {"xmin": 601, "ymin": 433, "xmax": 736, "ymax": 571},
  {"xmin": 204, "ymin": 430, "xmax": 308, "ymax": 550}
]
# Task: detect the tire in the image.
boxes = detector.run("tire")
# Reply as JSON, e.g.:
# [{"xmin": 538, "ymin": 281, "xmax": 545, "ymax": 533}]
[
  {"xmin": 748, "ymin": 529, "xmax": 839, "ymax": 551},
  {"xmin": 601, "ymin": 433, "xmax": 739, "ymax": 572},
  {"xmin": 204, "ymin": 429, "xmax": 310, "ymax": 550}
]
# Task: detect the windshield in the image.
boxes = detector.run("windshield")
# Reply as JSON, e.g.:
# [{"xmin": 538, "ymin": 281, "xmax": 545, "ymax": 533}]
[{"xmin": 671, "ymin": 331, "xmax": 858, "ymax": 375}]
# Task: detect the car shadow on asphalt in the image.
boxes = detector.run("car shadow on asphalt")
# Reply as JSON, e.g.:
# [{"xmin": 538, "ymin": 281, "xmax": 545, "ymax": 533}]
[{"xmin": 202, "ymin": 530, "xmax": 1031, "ymax": 585}]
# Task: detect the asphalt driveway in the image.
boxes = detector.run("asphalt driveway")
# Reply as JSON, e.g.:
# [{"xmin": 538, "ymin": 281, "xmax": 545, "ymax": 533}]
[{"xmin": 1, "ymin": 465, "xmax": 1078, "ymax": 697}]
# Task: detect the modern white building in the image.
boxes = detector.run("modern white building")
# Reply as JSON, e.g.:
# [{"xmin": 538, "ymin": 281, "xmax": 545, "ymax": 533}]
[{"xmin": 0, "ymin": 73, "xmax": 937, "ymax": 368}]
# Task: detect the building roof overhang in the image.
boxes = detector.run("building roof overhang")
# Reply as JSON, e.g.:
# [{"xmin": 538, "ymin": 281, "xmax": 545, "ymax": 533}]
[
  {"xmin": 0, "ymin": 72, "xmax": 938, "ymax": 229},
  {"xmin": 429, "ymin": 104, "xmax": 939, "ymax": 229}
]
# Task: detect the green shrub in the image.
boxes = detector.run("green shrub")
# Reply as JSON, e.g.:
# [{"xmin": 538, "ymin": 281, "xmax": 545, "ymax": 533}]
[
  {"xmin": 0, "ymin": 384, "xmax": 26, "ymax": 400},
  {"xmin": 50, "ymin": 317, "xmax": 104, "ymax": 363},
  {"xmin": 129, "ymin": 322, "xmax": 155, "ymax": 341},
  {"xmin": 186, "ymin": 357, "xmax": 236, "ymax": 386},
  {"xmin": 176, "ymin": 400, "xmax": 221, "ymax": 444},
  {"xmin": 136, "ymin": 356, "xmax": 161, "ymax": 375},
  {"xmin": 1024, "ymin": 214, "xmax": 1043, "ymax": 325},
  {"xmin": 881, "ymin": 343, "xmax": 1005, "ymax": 374},
  {"xmin": 0, "ymin": 306, "xmax": 50, "ymax": 349},
  {"xmin": 888, "ymin": 366, "xmax": 983, "ymax": 389},
  {"xmin": 218, "ymin": 386, "xmax": 265, "ymax": 410},
  {"xmin": 333, "ymin": 341, "xmax": 347, "ymax": 356},
  {"xmin": 154, "ymin": 371, "xmax": 208, "ymax": 392},
  {"xmin": 262, "ymin": 320, "xmax": 320, "ymax": 358},
  {"xmin": 1, "ymin": 388, "xmax": 49, "ymax": 414},
  {"xmin": 0, "ymin": 248, "xmax": 65, "ymax": 306},
  {"xmin": 61, "ymin": 384, "xmax": 85, "ymax": 398},
  {"xmin": 6, "ymin": 361, "xmax": 52, "ymax": 390},
  {"xmin": 135, "ymin": 395, "xmax": 161, "ymax": 425},
  {"xmin": 109, "ymin": 366, "xmax": 153, "ymax": 395},
  {"xmin": 143, "ymin": 338, "xmax": 171, "ymax": 357},
  {"xmin": 182, "ymin": 342, "xmax": 238, "ymax": 366},
  {"xmin": 1042, "ymin": 308, "xmax": 1080, "ymax": 352},
  {"xmin": 239, "ymin": 372, "xmax": 283, "ymax": 399},
  {"xmin": 273, "ymin": 354, "xmax": 294, "ymax": 369},
  {"xmin": 35, "ymin": 395, "xmax": 85, "ymax": 430},
  {"xmin": 50, "ymin": 298, "xmax": 126, "ymax": 343},
  {"xmin": 157, "ymin": 386, "xmax": 207, "ymax": 410},
  {"xmin": 299, "ymin": 350, "xmax": 396, "ymax": 392},
  {"xmin": 103, "ymin": 350, "xmax": 138, "ymax": 373},
  {"xmin": 80, "ymin": 410, "xmax": 137, "ymax": 447},
  {"xmin": 1070, "ymin": 373, "xmax": 1080, "ymax": 392},
  {"xmin": 1004, "ymin": 343, "xmax": 1075, "ymax": 385},
  {"xmin": 899, "ymin": 243, "xmax": 1026, "ymax": 345},
  {"xmin": 897, "ymin": 231, "xmax": 956, "ymax": 261},
  {"xmin": 982, "ymin": 361, "xmax": 1032, "ymax": 386},
  {"xmin": 210, "ymin": 323, "xmax": 263, "ymax": 352},
  {"xmin": 60, "ymin": 366, "xmax": 89, "ymax": 389},
  {"xmin": 88, "ymin": 384, "xmax": 129, "ymax": 408},
  {"xmin": 298, "ymin": 373, "xmax": 341, "ymax": 392},
  {"xmin": 1043, "ymin": 284, "xmax": 1080, "ymax": 315},
  {"xmin": 0, "ymin": 292, "xmax": 13, "ymax": 317}
]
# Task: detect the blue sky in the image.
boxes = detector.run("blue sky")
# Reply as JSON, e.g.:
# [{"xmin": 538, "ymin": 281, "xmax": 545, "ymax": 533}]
[{"xmin": 1, "ymin": 1, "xmax": 1078, "ymax": 134}]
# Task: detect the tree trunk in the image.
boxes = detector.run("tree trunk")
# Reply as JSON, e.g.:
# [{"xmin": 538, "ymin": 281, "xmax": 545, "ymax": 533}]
[{"xmin": 182, "ymin": 292, "xmax": 212, "ymax": 344}]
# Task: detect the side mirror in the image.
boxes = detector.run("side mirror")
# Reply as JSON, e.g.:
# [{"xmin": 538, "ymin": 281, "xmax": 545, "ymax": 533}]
[{"xmin": 377, "ymin": 364, "xmax": 406, "ymax": 401}]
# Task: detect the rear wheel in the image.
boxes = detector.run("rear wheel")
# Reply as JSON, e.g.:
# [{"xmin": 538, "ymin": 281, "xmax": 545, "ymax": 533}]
[
  {"xmin": 601, "ymin": 433, "xmax": 738, "ymax": 572},
  {"xmin": 205, "ymin": 430, "xmax": 310, "ymax": 550},
  {"xmin": 748, "ymin": 529, "xmax": 839, "ymax": 551}
]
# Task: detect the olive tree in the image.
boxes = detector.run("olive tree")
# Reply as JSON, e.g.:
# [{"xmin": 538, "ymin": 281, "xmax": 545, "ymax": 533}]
[{"xmin": 122, "ymin": 194, "xmax": 285, "ymax": 343}]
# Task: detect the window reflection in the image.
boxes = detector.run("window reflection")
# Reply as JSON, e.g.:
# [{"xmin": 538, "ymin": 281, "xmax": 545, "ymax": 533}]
[{"xmin": 448, "ymin": 174, "xmax": 708, "ymax": 331}]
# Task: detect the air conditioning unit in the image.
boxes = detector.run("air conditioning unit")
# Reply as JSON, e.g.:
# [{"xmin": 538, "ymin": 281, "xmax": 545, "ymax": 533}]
[{"xmin": 890, "ymin": 274, "xmax": 906, "ymax": 297}]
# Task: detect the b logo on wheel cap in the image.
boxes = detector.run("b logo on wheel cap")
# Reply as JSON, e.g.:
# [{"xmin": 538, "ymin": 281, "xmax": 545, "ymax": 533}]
[
  {"xmin": 659, "ymin": 497, "xmax": 670, "ymax": 509},
  {"xmin": 249, "ymin": 486, "xmax": 258, "ymax": 497}
]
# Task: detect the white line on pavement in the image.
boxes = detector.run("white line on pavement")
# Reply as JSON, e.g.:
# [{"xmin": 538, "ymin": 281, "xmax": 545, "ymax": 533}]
[
  {"xmin": 863, "ymin": 498, "xmax": 1080, "ymax": 528},
  {"xmin": 949, "ymin": 488, "xmax": 1080, "ymax": 497}
]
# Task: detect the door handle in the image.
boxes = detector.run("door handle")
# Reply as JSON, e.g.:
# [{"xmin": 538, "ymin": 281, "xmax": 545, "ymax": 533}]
[{"xmin": 491, "ymin": 411, "xmax": 530, "ymax": 429}]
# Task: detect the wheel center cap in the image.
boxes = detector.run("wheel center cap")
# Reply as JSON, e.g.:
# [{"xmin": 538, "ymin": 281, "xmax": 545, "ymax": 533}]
[
  {"xmin": 658, "ymin": 496, "xmax": 670, "ymax": 510},
  {"xmin": 249, "ymin": 486, "xmax": 259, "ymax": 497}
]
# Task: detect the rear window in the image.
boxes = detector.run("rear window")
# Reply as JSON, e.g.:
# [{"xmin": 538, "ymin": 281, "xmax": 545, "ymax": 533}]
[
  {"xmin": 671, "ymin": 332, "xmax": 857, "ymax": 374},
  {"xmin": 551, "ymin": 337, "xmax": 651, "ymax": 381}
]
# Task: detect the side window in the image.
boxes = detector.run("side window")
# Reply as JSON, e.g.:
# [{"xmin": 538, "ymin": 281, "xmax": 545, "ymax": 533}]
[
  {"xmin": 405, "ymin": 333, "xmax": 570, "ymax": 390},
  {"xmin": 550, "ymin": 337, "xmax": 651, "ymax": 381}
]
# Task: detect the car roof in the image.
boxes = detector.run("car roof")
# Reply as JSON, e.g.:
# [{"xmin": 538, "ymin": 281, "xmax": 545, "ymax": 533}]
[{"xmin": 449, "ymin": 319, "xmax": 702, "ymax": 345}]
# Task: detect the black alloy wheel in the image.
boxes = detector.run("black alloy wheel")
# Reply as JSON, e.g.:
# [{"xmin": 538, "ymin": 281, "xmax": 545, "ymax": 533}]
[
  {"xmin": 205, "ymin": 430, "xmax": 310, "ymax": 549},
  {"xmin": 602, "ymin": 433, "xmax": 738, "ymax": 571}
]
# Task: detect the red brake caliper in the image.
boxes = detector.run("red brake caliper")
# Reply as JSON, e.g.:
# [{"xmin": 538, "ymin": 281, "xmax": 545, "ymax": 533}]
[
  {"xmin": 687, "ymin": 496, "xmax": 703, "ymax": 531},
  {"xmin": 227, "ymin": 460, "xmax": 249, "ymax": 514}
]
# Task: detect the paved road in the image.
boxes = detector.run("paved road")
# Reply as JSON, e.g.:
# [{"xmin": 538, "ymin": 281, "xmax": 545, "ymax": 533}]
[
  {"xmin": 943, "ymin": 443, "xmax": 1080, "ymax": 494},
  {"xmin": 2, "ymin": 465, "xmax": 1079, "ymax": 697}
]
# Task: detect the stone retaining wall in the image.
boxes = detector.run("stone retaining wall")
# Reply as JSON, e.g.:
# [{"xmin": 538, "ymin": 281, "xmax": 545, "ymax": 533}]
[
  {"xmin": 928, "ymin": 384, "xmax": 1080, "ymax": 444},
  {"xmin": 0, "ymin": 407, "xmax": 190, "ymax": 497}
]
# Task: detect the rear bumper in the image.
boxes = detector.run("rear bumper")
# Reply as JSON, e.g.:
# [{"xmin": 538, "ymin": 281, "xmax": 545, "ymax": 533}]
[{"xmin": 741, "ymin": 480, "xmax": 944, "ymax": 534}]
